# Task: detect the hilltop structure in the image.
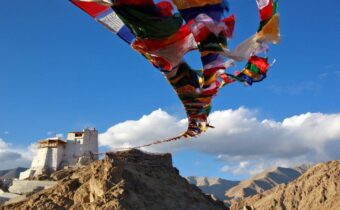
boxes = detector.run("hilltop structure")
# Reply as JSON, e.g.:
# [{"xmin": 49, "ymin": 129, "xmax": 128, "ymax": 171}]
[
  {"xmin": 19, "ymin": 128, "xmax": 98, "ymax": 180},
  {"xmin": 4, "ymin": 150, "xmax": 229, "ymax": 210}
]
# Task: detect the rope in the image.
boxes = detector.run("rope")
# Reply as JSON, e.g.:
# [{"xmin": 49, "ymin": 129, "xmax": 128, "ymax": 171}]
[
  {"xmin": 96, "ymin": 133, "xmax": 187, "ymax": 155},
  {"xmin": 98, "ymin": 122, "xmax": 216, "ymax": 154},
  {"xmin": 129, "ymin": 134, "xmax": 184, "ymax": 150}
]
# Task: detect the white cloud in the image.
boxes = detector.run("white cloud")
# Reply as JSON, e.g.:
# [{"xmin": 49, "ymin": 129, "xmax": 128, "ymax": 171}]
[
  {"xmin": 99, "ymin": 109, "xmax": 187, "ymax": 151},
  {"xmin": 0, "ymin": 138, "xmax": 35, "ymax": 170},
  {"xmin": 56, "ymin": 133, "xmax": 64, "ymax": 139},
  {"xmin": 47, "ymin": 131, "xmax": 64, "ymax": 138},
  {"xmin": 0, "ymin": 138, "xmax": 8, "ymax": 149},
  {"xmin": 99, "ymin": 108, "xmax": 340, "ymax": 176}
]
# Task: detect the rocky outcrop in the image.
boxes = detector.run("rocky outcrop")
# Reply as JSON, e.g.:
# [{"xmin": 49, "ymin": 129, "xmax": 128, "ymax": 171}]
[
  {"xmin": 0, "ymin": 180, "xmax": 12, "ymax": 193},
  {"xmin": 0, "ymin": 181, "xmax": 4, "ymax": 193},
  {"xmin": 231, "ymin": 161, "xmax": 340, "ymax": 210},
  {"xmin": 1, "ymin": 149, "xmax": 228, "ymax": 210}
]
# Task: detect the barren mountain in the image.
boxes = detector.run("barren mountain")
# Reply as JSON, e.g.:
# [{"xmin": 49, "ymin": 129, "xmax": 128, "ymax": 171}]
[
  {"xmin": 0, "ymin": 168, "xmax": 27, "ymax": 179},
  {"xmin": 226, "ymin": 165, "xmax": 309, "ymax": 200},
  {"xmin": 0, "ymin": 149, "xmax": 228, "ymax": 210},
  {"xmin": 231, "ymin": 161, "xmax": 340, "ymax": 210},
  {"xmin": 187, "ymin": 177, "xmax": 239, "ymax": 201}
]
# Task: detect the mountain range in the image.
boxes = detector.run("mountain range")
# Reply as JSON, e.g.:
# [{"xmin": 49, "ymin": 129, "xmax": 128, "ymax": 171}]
[
  {"xmin": 187, "ymin": 165, "xmax": 310, "ymax": 205},
  {"xmin": 0, "ymin": 168, "xmax": 27, "ymax": 180}
]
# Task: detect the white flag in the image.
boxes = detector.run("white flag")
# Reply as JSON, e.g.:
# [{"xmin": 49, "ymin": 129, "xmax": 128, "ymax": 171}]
[
  {"xmin": 74, "ymin": 0, "xmax": 113, "ymax": 6},
  {"xmin": 256, "ymin": 0, "xmax": 270, "ymax": 10}
]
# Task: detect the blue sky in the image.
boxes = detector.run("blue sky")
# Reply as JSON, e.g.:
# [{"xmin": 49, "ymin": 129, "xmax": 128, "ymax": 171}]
[{"xmin": 1, "ymin": 0, "xmax": 340, "ymax": 180}]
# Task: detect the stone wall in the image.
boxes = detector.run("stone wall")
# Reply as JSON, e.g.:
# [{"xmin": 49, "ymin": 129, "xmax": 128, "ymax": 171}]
[
  {"xmin": 107, "ymin": 149, "xmax": 173, "ymax": 167},
  {"xmin": 8, "ymin": 180, "xmax": 57, "ymax": 195},
  {"xmin": 30, "ymin": 147, "xmax": 49, "ymax": 170},
  {"xmin": 0, "ymin": 193, "xmax": 20, "ymax": 204},
  {"xmin": 61, "ymin": 129, "xmax": 98, "ymax": 167}
]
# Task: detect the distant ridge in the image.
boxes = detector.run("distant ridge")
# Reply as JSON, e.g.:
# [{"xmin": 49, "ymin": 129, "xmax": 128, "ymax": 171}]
[
  {"xmin": 187, "ymin": 177, "xmax": 240, "ymax": 200},
  {"xmin": 187, "ymin": 165, "xmax": 309, "ymax": 205},
  {"xmin": 225, "ymin": 165, "xmax": 309, "ymax": 200},
  {"xmin": 0, "ymin": 168, "xmax": 27, "ymax": 179}
]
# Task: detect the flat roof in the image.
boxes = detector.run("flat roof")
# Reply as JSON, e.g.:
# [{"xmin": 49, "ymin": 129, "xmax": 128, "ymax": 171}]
[{"xmin": 38, "ymin": 139, "xmax": 66, "ymax": 144}]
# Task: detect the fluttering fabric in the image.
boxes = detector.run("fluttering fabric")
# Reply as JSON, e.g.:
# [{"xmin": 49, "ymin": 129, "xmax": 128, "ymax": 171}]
[
  {"xmin": 71, "ymin": 1, "xmax": 135, "ymax": 43},
  {"xmin": 70, "ymin": 0, "xmax": 280, "ymax": 141}
]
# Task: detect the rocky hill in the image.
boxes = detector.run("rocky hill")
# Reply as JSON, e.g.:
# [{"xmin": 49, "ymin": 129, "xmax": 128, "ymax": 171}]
[
  {"xmin": 0, "ymin": 149, "xmax": 228, "ymax": 210},
  {"xmin": 0, "ymin": 168, "xmax": 27, "ymax": 179},
  {"xmin": 225, "ymin": 165, "xmax": 309, "ymax": 200},
  {"xmin": 187, "ymin": 177, "xmax": 239, "ymax": 201},
  {"xmin": 231, "ymin": 161, "xmax": 340, "ymax": 210}
]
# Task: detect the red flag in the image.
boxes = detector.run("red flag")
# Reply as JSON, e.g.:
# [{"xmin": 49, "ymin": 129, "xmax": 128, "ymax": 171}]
[
  {"xmin": 71, "ymin": 1, "xmax": 109, "ymax": 18},
  {"xmin": 258, "ymin": 0, "xmax": 274, "ymax": 21},
  {"xmin": 249, "ymin": 56, "xmax": 269, "ymax": 74}
]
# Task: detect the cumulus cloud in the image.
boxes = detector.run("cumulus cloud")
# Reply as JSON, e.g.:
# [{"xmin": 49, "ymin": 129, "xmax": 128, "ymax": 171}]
[
  {"xmin": 99, "ymin": 108, "xmax": 340, "ymax": 175},
  {"xmin": 0, "ymin": 138, "xmax": 35, "ymax": 170},
  {"xmin": 0, "ymin": 151, "xmax": 22, "ymax": 162},
  {"xmin": 99, "ymin": 109, "xmax": 187, "ymax": 150},
  {"xmin": 56, "ymin": 133, "xmax": 64, "ymax": 139},
  {"xmin": 47, "ymin": 131, "xmax": 64, "ymax": 139},
  {"xmin": 0, "ymin": 138, "xmax": 8, "ymax": 149}
]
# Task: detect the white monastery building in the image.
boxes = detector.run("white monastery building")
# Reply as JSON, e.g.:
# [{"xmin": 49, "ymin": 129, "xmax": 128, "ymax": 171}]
[{"xmin": 20, "ymin": 128, "xmax": 98, "ymax": 180}]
